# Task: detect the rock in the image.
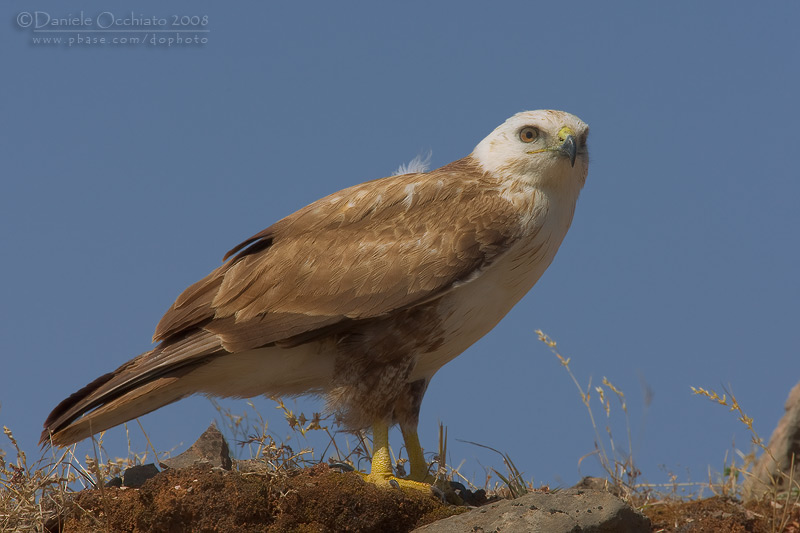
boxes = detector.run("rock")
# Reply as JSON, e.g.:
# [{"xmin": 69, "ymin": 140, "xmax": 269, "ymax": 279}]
[
  {"xmin": 744, "ymin": 381, "xmax": 800, "ymax": 499},
  {"xmin": 572, "ymin": 476, "xmax": 624, "ymax": 497},
  {"xmin": 121, "ymin": 463, "xmax": 160, "ymax": 488},
  {"xmin": 447, "ymin": 481, "xmax": 489, "ymax": 507},
  {"xmin": 234, "ymin": 458, "xmax": 267, "ymax": 474},
  {"xmin": 159, "ymin": 422, "xmax": 233, "ymax": 471},
  {"xmin": 412, "ymin": 489, "xmax": 650, "ymax": 533}
]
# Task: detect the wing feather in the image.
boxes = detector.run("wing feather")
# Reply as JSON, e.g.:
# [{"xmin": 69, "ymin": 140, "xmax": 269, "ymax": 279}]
[
  {"xmin": 153, "ymin": 157, "xmax": 524, "ymax": 352},
  {"xmin": 43, "ymin": 157, "xmax": 531, "ymax": 445}
]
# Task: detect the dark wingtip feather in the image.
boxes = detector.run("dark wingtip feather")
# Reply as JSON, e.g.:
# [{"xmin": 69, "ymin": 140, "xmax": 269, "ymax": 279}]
[
  {"xmin": 40, "ymin": 370, "xmax": 116, "ymax": 445},
  {"xmin": 223, "ymin": 230, "xmax": 274, "ymax": 262}
]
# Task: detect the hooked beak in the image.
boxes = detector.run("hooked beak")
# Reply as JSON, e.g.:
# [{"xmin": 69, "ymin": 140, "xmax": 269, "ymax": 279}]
[
  {"xmin": 526, "ymin": 125, "xmax": 580, "ymax": 167},
  {"xmin": 557, "ymin": 126, "xmax": 577, "ymax": 167}
]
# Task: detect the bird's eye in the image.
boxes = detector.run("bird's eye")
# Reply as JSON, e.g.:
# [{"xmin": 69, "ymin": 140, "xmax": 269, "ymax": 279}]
[{"xmin": 518, "ymin": 127, "xmax": 539, "ymax": 143}]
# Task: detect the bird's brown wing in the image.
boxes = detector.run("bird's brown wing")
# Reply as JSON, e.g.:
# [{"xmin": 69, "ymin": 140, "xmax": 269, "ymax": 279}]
[
  {"xmin": 42, "ymin": 157, "xmax": 527, "ymax": 445},
  {"xmin": 153, "ymin": 157, "xmax": 524, "ymax": 352}
]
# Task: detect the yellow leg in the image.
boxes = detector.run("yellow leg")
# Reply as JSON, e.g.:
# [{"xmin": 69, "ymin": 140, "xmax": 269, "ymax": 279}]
[
  {"xmin": 400, "ymin": 425, "xmax": 433, "ymax": 482},
  {"xmin": 360, "ymin": 420, "xmax": 432, "ymax": 494},
  {"xmin": 369, "ymin": 420, "xmax": 394, "ymax": 477}
]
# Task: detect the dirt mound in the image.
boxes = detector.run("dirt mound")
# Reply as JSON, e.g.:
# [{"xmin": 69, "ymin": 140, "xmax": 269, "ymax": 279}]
[
  {"xmin": 642, "ymin": 496, "xmax": 799, "ymax": 533},
  {"xmin": 52, "ymin": 463, "xmax": 466, "ymax": 532},
  {"xmin": 44, "ymin": 462, "xmax": 800, "ymax": 532}
]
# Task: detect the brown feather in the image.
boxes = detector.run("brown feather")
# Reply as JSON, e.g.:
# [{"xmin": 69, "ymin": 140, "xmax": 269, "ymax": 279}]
[
  {"xmin": 153, "ymin": 157, "xmax": 522, "ymax": 352},
  {"xmin": 42, "ymin": 330, "xmax": 224, "ymax": 444}
]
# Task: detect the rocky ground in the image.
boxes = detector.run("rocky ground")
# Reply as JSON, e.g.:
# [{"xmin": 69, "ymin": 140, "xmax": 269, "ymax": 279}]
[
  {"xmin": 44, "ymin": 459, "xmax": 799, "ymax": 532},
  {"xmin": 8, "ymin": 382, "xmax": 797, "ymax": 532},
  {"xmin": 16, "ymin": 401, "xmax": 800, "ymax": 533}
]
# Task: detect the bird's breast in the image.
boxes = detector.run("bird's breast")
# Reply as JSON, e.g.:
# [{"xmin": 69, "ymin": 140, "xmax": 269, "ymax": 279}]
[{"xmin": 411, "ymin": 196, "xmax": 574, "ymax": 379}]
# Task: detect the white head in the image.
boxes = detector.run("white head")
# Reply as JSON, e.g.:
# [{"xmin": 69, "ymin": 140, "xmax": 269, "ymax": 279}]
[{"xmin": 472, "ymin": 110, "xmax": 589, "ymax": 192}]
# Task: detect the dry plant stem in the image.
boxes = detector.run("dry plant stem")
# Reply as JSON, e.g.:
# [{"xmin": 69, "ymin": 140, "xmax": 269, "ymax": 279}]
[
  {"xmin": 136, "ymin": 419, "xmax": 161, "ymax": 468},
  {"xmin": 536, "ymin": 330, "xmax": 608, "ymax": 465},
  {"xmin": 774, "ymin": 454, "xmax": 798, "ymax": 533},
  {"xmin": 89, "ymin": 434, "xmax": 112, "ymax": 532},
  {"xmin": 458, "ymin": 438, "xmax": 528, "ymax": 498},
  {"xmin": 536, "ymin": 329, "xmax": 637, "ymax": 497},
  {"xmin": 692, "ymin": 385, "xmax": 800, "ymax": 533},
  {"xmin": 436, "ymin": 423, "xmax": 447, "ymax": 485}
]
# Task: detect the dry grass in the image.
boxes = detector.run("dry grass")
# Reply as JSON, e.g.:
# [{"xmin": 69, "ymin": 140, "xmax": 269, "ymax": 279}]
[
  {"xmin": 0, "ymin": 395, "xmax": 490, "ymax": 531},
  {"xmin": 3, "ymin": 332, "xmax": 799, "ymax": 531},
  {"xmin": 693, "ymin": 386, "xmax": 800, "ymax": 533},
  {"xmin": 0, "ymin": 417, "xmax": 180, "ymax": 531},
  {"xmin": 209, "ymin": 398, "xmax": 502, "ymax": 499},
  {"xmin": 1, "ymin": 426, "xmax": 68, "ymax": 531},
  {"xmin": 536, "ymin": 329, "xmax": 642, "ymax": 500},
  {"xmin": 535, "ymin": 328, "xmax": 799, "ymax": 532}
]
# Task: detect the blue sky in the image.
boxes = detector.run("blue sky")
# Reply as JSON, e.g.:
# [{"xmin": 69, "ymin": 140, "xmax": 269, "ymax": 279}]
[{"xmin": 2, "ymin": 2, "xmax": 798, "ymax": 490}]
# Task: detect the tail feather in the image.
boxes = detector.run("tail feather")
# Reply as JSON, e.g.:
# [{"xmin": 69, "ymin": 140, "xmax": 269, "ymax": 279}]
[
  {"xmin": 41, "ymin": 331, "xmax": 225, "ymax": 446},
  {"xmin": 43, "ymin": 370, "xmax": 117, "ymax": 433},
  {"xmin": 42, "ymin": 374, "xmax": 195, "ymax": 446}
]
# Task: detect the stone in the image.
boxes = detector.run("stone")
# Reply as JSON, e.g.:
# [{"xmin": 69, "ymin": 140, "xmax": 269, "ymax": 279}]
[
  {"xmin": 572, "ymin": 476, "xmax": 624, "ymax": 497},
  {"xmin": 121, "ymin": 463, "xmax": 159, "ymax": 488},
  {"xmin": 412, "ymin": 488, "xmax": 650, "ymax": 533},
  {"xmin": 159, "ymin": 423, "xmax": 233, "ymax": 471},
  {"xmin": 744, "ymin": 381, "xmax": 800, "ymax": 499}
]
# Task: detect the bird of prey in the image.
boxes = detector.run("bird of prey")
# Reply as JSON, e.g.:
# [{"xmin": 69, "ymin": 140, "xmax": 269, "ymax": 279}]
[{"xmin": 42, "ymin": 110, "xmax": 589, "ymax": 492}]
